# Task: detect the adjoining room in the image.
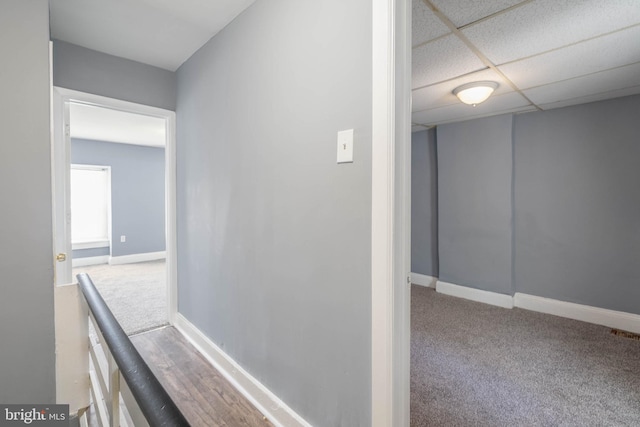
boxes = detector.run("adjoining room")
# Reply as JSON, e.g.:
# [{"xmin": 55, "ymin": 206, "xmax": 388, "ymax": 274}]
[
  {"xmin": 410, "ymin": 1, "xmax": 640, "ymax": 424},
  {"xmin": 69, "ymin": 102, "xmax": 169, "ymax": 335}
]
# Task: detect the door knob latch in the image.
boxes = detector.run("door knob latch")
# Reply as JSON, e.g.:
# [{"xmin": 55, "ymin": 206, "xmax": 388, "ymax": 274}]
[{"xmin": 56, "ymin": 253, "xmax": 67, "ymax": 262}]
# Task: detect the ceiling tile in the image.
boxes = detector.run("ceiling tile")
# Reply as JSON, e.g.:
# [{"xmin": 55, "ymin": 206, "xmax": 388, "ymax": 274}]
[
  {"xmin": 412, "ymin": 0, "xmax": 450, "ymax": 47},
  {"xmin": 413, "ymin": 35, "xmax": 486, "ymax": 89},
  {"xmin": 462, "ymin": 0, "xmax": 640, "ymax": 65},
  {"xmin": 430, "ymin": 0, "xmax": 527, "ymax": 27},
  {"xmin": 498, "ymin": 25, "xmax": 640, "ymax": 89},
  {"xmin": 523, "ymin": 62, "xmax": 640, "ymax": 106},
  {"xmin": 412, "ymin": 68, "xmax": 514, "ymax": 112},
  {"xmin": 412, "ymin": 92, "xmax": 533, "ymax": 126},
  {"xmin": 537, "ymin": 85, "xmax": 640, "ymax": 110}
]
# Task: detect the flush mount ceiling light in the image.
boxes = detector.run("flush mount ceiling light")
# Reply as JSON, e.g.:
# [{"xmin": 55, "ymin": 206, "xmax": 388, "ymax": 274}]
[{"xmin": 453, "ymin": 81, "xmax": 499, "ymax": 106}]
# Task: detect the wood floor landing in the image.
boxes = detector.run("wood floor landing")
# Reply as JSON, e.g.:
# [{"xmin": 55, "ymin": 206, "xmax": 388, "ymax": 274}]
[{"xmin": 130, "ymin": 326, "xmax": 273, "ymax": 427}]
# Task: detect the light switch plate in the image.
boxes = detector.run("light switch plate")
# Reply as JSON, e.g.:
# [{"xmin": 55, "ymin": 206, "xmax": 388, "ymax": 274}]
[{"xmin": 337, "ymin": 129, "xmax": 354, "ymax": 163}]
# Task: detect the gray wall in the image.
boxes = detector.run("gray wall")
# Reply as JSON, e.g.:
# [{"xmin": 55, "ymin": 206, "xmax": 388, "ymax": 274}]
[
  {"xmin": 73, "ymin": 247, "xmax": 109, "ymax": 259},
  {"xmin": 52, "ymin": 40, "xmax": 176, "ymax": 111},
  {"xmin": 176, "ymin": 0, "xmax": 372, "ymax": 425},
  {"xmin": 0, "ymin": 0, "xmax": 56, "ymax": 403},
  {"xmin": 437, "ymin": 115, "xmax": 513, "ymax": 295},
  {"xmin": 411, "ymin": 129, "xmax": 438, "ymax": 277},
  {"xmin": 411, "ymin": 95, "xmax": 640, "ymax": 315},
  {"xmin": 514, "ymin": 95, "xmax": 640, "ymax": 315},
  {"xmin": 72, "ymin": 139, "xmax": 166, "ymax": 258}
]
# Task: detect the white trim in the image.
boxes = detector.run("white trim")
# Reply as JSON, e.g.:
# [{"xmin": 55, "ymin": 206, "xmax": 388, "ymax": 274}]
[
  {"xmin": 53, "ymin": 88, "xmax": 174, "ymax": 121},
  {"xmin": 393, "ymin": 1, "xmax": 412, "ymax": 426},
  {"xmin": 72, "ymin": 256, "xmax": 109, "ymax": 268},
  {"xmin": 70, "ymin": 164, "xmax": 109, "ymax": 171},
  {"xmin": 52, "ymin": 87, "xmax": 73, "ymax": 286},
  {"xmin": 431, "ymin": 282, "xmax": 640, "ymax": 335},
  {"xmin": 174, "ymin": 314, "xmax": 311, "ymax": 427},
  {"xmin": 372, "ymin": 1, "xmax": 410, "ymax": 425},
  {"xmin": 53, "ymin": 87, "xmax": 178, "ymax": 326},
  {"xmin": 164, "ymin": 112, "xmax": 178, "ymax": 325},
  {"xmin": 109, "ymin": 251, "xmax": 166, "ymax": 265},
  {"xmin": 514, "ymin": 293, "xmax": 640, "ymax": 335},
  {"xmin": 436, "ymin": 280, "xmax": 514, "ymax": 309},
  {"xmin": 371, "ymin": 0, "xmax": 396, "ymax": 425},
  {"xmin": 410, "ymin": 273, "xmax": 436, "ymax": 288},
  {"xmin": 72, "ymin": 240, "xmax": 110, "ymax": 250}
]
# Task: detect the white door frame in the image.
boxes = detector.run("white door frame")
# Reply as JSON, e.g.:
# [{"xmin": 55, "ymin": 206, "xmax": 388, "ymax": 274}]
[
  {"xmin": 372, "ymin": 0, "xmax": 411, "ymax": 425},
  {"xmin": 51, "ymin": 87, "xmax": 178, "ymax": 322},
  {"xmin": 52, "ymin": 87, "xmax": 72, "ymax": 286}
]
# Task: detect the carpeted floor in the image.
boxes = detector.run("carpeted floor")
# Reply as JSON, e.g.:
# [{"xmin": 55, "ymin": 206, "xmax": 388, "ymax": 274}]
[
  {"xmin": 411, "ymin": 285, "xmax": 640, "ymax": 426},
  {"xmin": 73, "ymin": 260, "xmax": 168, "ymax": 335}
]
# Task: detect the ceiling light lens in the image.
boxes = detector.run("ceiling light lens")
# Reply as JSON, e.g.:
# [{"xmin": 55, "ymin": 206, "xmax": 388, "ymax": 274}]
[{"xmin": 453, "ymin": 81, "xmax": 498, "ymax": 106}]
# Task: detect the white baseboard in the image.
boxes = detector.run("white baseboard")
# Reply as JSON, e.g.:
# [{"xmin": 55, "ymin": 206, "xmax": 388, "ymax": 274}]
[
  {"xmin": 109, "ymin": 251, "xmax": 165, "ymax": 265},
  {"xmin": 431, "ymin": 279, "xmax": 640, "ymax": 334},
  {"xmin": 174, "ymin": 314, "xmax": 311, "ymax": 427},
  {"xmin": 72, "ymin": 255, "xmax": 109, "ymax": 268},
  {"xmin": 514, "ymin": 293, "xmax": 640, "ymax": 335},
  {"xmin": 410, "ymin": 273, "xmax": 436, "ymax": 288},
  {"xmin": 436, "ymin": 280, "xmax": 514, "ymax": 309}
]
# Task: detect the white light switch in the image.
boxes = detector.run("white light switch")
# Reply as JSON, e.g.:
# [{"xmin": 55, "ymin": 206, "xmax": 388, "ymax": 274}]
[
  {"xmin": 120, "ymin": 235, "xmax": 126, "ymax": 243},
  {"xmin": 337, "ymin": 129, "xmax": 354, "ymax": 163}
]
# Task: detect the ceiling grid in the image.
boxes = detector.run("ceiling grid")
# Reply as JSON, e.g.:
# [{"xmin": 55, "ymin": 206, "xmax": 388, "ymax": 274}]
[
  {"xmin": 423, "ymin": 0, "xmax": 542, "ymax": 110},
  {"xmin": 412, "ymin": 0, "xmax": 640, "ymax": 130}
]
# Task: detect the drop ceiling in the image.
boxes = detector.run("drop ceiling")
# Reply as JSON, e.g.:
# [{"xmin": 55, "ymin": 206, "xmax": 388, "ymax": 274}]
[
  {"xmin": 412, "ymin": 0, "xmax": 640, "ymax": 131},
  {"xmin": 49, "ymin": 0, "xmax": 257, "ymax": 71}
]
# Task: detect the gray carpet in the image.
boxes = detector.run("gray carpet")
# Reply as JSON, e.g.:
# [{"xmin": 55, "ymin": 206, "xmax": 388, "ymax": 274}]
[
  {"xmin": 73, "ymin": 260, "xmax": 168, "ymax": 335},
  {"xmin": 411, "ymin": 285, "xmax": 640, "ymax": 426}
]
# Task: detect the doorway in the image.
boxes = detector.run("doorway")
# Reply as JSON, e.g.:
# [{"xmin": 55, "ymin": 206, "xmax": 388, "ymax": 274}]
[
  {"xmin": 70, "ymin": 102, "xmax": 169, "ymax": 334},
  {"xmin": 52, "ymin": 88, "xmax": 178, "ymax": 331}
]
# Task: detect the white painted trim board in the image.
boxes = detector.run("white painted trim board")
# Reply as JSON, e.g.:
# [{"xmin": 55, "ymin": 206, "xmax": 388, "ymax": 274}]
[
  {"xmin": 514, "ymin": 293, "xmax": 640, "ymax": 335},
  {"xmin": 72, "ymin": 255, "xmax": 109, "ymax": 268},
  {"xmin": 109, "ymin": 251, "xmax": 166, "ymax": 265},
  {"xmin": 53, "ymin": 87, "xmax": 178, "ymax": 327},
  {"xmin": 164, "ymin": 110, "xmax": 178, "ymax": 325},
  {"xmin": 410, "ymin": 273, "xmax": 436, "ymax": 288},
  {"xmin": 434, "ymin": 280, "xmax": 640, "ymax": 335},
  {"xmin": 371, "ymin": 0, "xmax": 397, "ymax": 425},
  {"xmin": 174, "ymin": 314, "xmax": 311, "ymax": 427},
  {"xmin": 436, "ymin": 280, "xmax": 514, "ymax": 309}
]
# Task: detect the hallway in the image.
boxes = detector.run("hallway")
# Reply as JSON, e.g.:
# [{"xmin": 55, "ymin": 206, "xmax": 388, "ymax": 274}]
[{"xmin": 85, "ymin": 326, "xmax": 272, "ymax": 426}]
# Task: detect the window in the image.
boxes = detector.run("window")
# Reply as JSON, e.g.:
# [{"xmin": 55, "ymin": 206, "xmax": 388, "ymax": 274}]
[{"xmin": 70, "ymin": 165, "xmax": 110, "ymax": 249}]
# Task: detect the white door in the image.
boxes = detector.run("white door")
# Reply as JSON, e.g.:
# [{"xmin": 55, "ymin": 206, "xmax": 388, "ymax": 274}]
[
  {"xmin": 52, "ymin": 84, "xmax": 91, "ymax": 413},
  {"xmin": 52, "ymin": 88, "xmax": 73, "ymax": 285}
]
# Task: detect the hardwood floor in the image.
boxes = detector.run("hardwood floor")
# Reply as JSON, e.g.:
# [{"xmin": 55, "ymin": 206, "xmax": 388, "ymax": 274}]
[{"xmin": 130, "ymin": 326, "xmax": 274, "ymax": 427}]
